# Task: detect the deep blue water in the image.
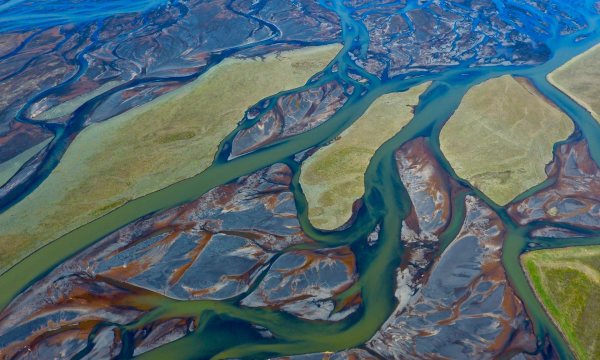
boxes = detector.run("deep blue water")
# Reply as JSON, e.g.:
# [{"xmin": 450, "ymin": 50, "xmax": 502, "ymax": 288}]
[{"xmin": 0, "ymin": 0, "xmax": 169, "ymax": 33}]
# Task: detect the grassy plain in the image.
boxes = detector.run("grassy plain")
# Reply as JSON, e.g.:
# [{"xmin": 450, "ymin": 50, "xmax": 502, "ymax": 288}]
[
  {"xmin": 0, "ymin": 44, "xmax": 342, "ymax": 273},
  {"xmin": 439, "ymin": 75, "xmax": 573, "ymax": 205},
  {"xmin": 549, "ymin": 43, "xmax": 600, "ymax": 122},
  {"xmin": 522, "ymin": 246, "xmax": 600, "ymax": 360},
  {"xmin": 299, "ymin": 82, "xmax": 430, "ymax": 231}
]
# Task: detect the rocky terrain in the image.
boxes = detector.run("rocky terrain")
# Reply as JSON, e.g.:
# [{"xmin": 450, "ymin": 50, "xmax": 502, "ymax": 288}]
[
  {"xmin": 393, "ymin": 138, "xmax": 464, "ymax": 295},
  {"xmin": 230, "ymin": 80, "xmax": 351, "ymax": 158},
  {"xmin": 509, "ymin": 139, "xmax": 600, "ymax": 232},
  {"xmin": 0, "ymin": 164, "xmax": 357, "ymax": 358},
  {"xmin": 369, "ymin": 195, "xmax": 539, "ymax": 359},
  {"xmin": 241, "ymin": 247, "xmax": 357, "ymax": 321},
  {"xmin": 361, "ymin": 138, "xmax": 541, "ymax": 359}
]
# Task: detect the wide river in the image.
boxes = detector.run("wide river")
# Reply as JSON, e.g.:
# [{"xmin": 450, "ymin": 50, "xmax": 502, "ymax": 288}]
[{"xmin": 1, "ymin": 0, "xmax": 600, "ymax": 359}]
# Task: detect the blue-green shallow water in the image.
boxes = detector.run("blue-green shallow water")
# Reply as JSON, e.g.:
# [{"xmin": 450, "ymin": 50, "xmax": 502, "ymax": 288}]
[{"xmin": 2, "ymin": 0, "xmax": 600, "ymax": 359}]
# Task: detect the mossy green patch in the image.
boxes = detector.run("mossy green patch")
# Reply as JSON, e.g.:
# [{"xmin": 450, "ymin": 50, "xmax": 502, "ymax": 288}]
[
  {"xmin": 0, "ymin": 44, "xmax": 342, "ymax": 273},
  {"xmin": 299, "ymin": 82, "xmax": 430, "ymax": 231},
  {"xmin": 522, "ymin": 246, "xmax": 600, "ymax": 360},
  {"xmin": 157, "ymin": 130, "xmax": 197, "ymax": 144},
  {"xmin": 440, "ymin": 75, "xmax": 574, "ymax": 205}
]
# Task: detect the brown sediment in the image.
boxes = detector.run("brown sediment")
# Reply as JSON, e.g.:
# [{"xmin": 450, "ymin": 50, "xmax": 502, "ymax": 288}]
[
  {"xmin": 367, "ymin": 196, "xmax": 538, "ymax": 359},
  {"xmin": 240, "ymin": 246, "xmax": 358, "ymax": 321},
  {"xmin": 133, "ymin": 317, "xmax": 194, "ymax": 356},
  {"xmin": 230, "ymin": 80, "xmax": 350, "ymax": 158},
  {"xmin": 508, "ymin": 138, "xmax": 600, "ymax": 231},
  {"xmin": 0, "ymin": 32, "xmax": 34, "ymax": 57},
  {"xmin": 275, "ymin": 247, "xmax": 355, "ymax": 281},
  {"xmin": 7, "ymin": 326, "xmax": 96, "ymax": 359},
  {"xmin": 168, "ymin": 232, "xmax": 213, "ymax": 286},
  {"xmin": 395, "ymin": 137, "xmax": 461, "ymax": 236},
  {"xmin": 0, "ymin": 122, "xmax": 52, "ymax": 163},
  {"xmin": 334, "ymin": 291, "xmax": 363, "ymax": 314},
  {"xmin": 0, "ymin": 164, "xmax": 341, "ymax": 357},
  {"xmin": 393, "ymin": 137, "xmax": 469, "ymax": 301}
]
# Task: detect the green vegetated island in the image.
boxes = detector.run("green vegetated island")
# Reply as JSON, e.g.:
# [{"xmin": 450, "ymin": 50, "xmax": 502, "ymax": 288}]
[
  {"xmin": 300, "ymin": 82, "xmax": 430, "ymax": 231},
  {"xmin": 440, "ymin": 75, "xmax": 574, "ymax": 205},
  {"xmin": 522, "ymin": 246, "xmax": 600, "ymax": 360},
  {"xmin": 519, "ymin": 44, "xmax": 600, "ymax": 360},
  {"xmin": 548, "ymin": 43, "xmax": 600, "ymax": 123},
  {"xmin": 0, "ymin": 44, "xmax": 342, "ymax": 273}
]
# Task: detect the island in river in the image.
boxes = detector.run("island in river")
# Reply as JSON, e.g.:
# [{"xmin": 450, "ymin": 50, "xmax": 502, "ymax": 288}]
[
  {"xmin": 440, "ymin": 75, "xmax": 574, "ymax": 205},
  {"xmin": 300, "ymin": 82, "xmax": 430, "ymax": 231},
  {"xmin": 0, "ymin": 1, "xmax": 600, "ymax": 360}
]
